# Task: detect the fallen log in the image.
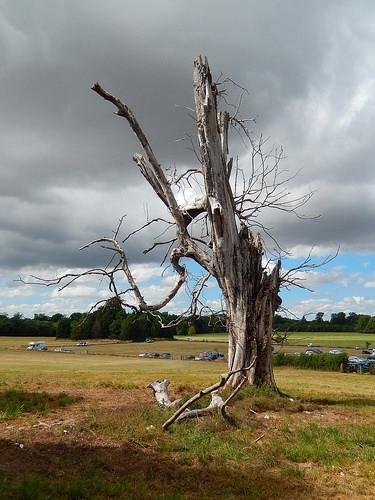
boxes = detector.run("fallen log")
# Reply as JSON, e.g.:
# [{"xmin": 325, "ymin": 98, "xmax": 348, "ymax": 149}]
[
  {"xmin": 162, "ymin": 360, "xmax": 256, "ymax": 431},
  {"xmin": 146, "ymin": 379, "xmax": 182, "ymax": 408},
  {"xmin": 175, "ymin": 391, "xmax": 224, "ymax": 422}
]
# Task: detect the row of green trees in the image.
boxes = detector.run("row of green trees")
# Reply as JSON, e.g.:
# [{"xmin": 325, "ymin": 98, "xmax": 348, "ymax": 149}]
[
  {"xmin": 2, "ymin": 307, "xmax": 375, "ymax": 340},
  {"xmin": 273, "ymin": 312, "xmax": 375, "ymax": 332},
  {"xmin": 0, "ymin": 298, "xmax": 226, "ymax": 341}
]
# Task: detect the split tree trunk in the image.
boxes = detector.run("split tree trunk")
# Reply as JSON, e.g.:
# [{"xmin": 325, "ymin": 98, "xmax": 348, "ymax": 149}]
[
  {"xmin": 193, "ymin": 57, "xmax": 281, "ymax": 389},
  {"xmin": 225, "ymin": 238, "xmax": 281, "ymax": 388}
]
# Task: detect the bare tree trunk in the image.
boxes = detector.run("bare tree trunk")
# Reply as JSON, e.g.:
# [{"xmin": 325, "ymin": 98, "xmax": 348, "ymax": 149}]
[
  {"xmin": 193, "ymin": 57, "xmax": 281, "ymax": 390},
  {"xmin": 222, "ymin": 229, "xmax": 281, "ymax": 388},
  {"xmin": 225, "ymin": 245, "xmax": 281, "ymax": 388}
]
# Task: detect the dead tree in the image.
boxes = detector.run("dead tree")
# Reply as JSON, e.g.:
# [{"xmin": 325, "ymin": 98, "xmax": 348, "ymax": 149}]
[{"xmin": 31, "ymin": 56, "xmax": 317, "ymax": 391}]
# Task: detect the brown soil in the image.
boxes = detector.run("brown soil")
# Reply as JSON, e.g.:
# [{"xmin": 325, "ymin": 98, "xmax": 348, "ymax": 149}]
[{"xmin": 0, "ymin": 386, "xmax": 373, "ymax": 499}]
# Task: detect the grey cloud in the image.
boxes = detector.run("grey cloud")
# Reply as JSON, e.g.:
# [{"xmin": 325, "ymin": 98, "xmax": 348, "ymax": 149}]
[{"xmin": 1, "ymin": 0, "xmax": 375, "ymax": 274}]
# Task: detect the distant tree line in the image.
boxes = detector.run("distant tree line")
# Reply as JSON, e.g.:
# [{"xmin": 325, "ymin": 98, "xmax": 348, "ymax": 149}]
[
  {"xmin": 0, "ymin": 298, "xmax": 226, "ymax": 340},
  {"xmin": 274, "ymin": 311, "xmax": 375, "ymax": 333},
  {"xmin": 2, "ymin": 306, "xmax": 374, "ymax": 340}
]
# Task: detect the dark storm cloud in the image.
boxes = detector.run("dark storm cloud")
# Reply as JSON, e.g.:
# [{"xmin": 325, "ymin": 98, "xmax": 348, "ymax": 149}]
[{"xmin": 1, "ymin": 0, "xmax": 375, "ymax": 271}]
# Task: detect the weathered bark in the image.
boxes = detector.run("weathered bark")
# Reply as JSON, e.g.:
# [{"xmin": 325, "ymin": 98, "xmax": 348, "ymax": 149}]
[
  {"xmin": 193, "ymin": 57, "xmax": 281, "ymax": 389},
  {"xmin": 176, "ymin": 391, "xmax": 224, "ymax": 422},
  {"xmin": 226, "ymin": 249, "xmax": 281, "ymax": 388}
]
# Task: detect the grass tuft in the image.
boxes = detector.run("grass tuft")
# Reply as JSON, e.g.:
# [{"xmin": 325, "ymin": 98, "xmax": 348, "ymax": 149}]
[{"xmin": 0, "ymin": 389, "xmax": 78, "ymax": 419}]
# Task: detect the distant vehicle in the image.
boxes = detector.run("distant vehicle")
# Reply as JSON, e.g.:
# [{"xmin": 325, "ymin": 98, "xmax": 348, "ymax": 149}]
[
  {"xmin": 362, "ymin": 349, "xmax": 372, "ymax": 354},
  {"xmin": 347, "ymin": 356, "xmax": 370, "ymax": 373},
  {"xmin": 195, "ymin": 352, "xmax": 209, "ymax": 360},
  {"xmin": 367, "ymin": 355, "xmax": 375, "ymax": 363},
  {"xmin": 348, "ymin": 356, "xmax": 366, "ymax": 364},
  {"xmin": 27, "ymin": 341, "xmax": 47, "ymax": 351},
  {"xmin": 305, "ymin": 348, "xmax": 322, "ymax": 355},
  {"xmin": 145, "ymin": 338, "xmax": 154, "ymax": 343},
  {"xmin": 329, "ymin": 348, "xmax": 343, "ymax": 355},
  {"xmin": 195, "ymin": 351, "xmax": 224, "ymax": 361},
  {"xmin": 160, "ymin": 353, "xmax": 172, "ymax": 359},
  {"xmin": 76, "ymin": 341, "xmax": 88, "ymax": 346},
  {"xmin": 292, "ymin": 352, "xmax": 301, "ymax": 356},
  {"xmin": 54, "ymin": 347, "xmax": 72, "ymax": 353},
  {"xmin": 138, "ymin": 352, "xmax": 147, "ymax": 357}
]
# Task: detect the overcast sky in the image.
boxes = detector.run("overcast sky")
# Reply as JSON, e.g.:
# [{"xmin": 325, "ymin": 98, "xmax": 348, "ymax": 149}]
[{"xmin": 1, "ymin": 0, "xmax": 375, "ymax": 319}]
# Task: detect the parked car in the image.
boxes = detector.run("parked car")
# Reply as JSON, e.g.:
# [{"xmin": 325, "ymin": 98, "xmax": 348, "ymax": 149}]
[
  {"xmin": 347, "ymin": 357, "xmax": 370, "ymax": 373},
  {"xmin": 195, "ymin": 351, "xmax": 224, "ymax": 361},
  {"xmin": 138, "ymin": 352, "xmax": 147, "ymax": 357},
  {"xmin": 54, "ymin": 347, "xmax": 72, "ymax": 353},
  {"xmin": 27, "ymin": 341, "xmax": 48, "ymax": 351},
  {"xmin": 160, "ymin": 353, "xmax": 172, "ymax": 359},
  {"xmin": 329, "ymin": 348, "xmax": 343, "ymax": 355},
  {"xmin": 346, "ymin": 362, "xmax": 369, "ymax": 373},
  {"xmin": 145, "ymin": 338, "xmax": 154, "ymax": 343},
  {"xmin": 305, "ymin": 348, "xmax": 322, "ymax": 355},
  {"xmin": 348, "ymin": 355, "xmax": 366, "ymax": 363},
  {"xmin": 76, "ymin": 341, "xmax": 88, "ymax": 346},
  {"xmin": 195, "ymin": 352, "xmax": 208, "ymax": 360}
]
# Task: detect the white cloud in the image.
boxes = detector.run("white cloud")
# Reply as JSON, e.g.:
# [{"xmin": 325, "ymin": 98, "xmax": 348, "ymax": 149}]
[
  {"xmin": 289, "ymin": 267, "xmax": 359, "ymax": 289},
  {"xmin": 0, "ymin": 287, "xmax": 33, "ymax": 298},
  {"xmin": 131, "ymin": 264, "xmax": 168, "ymax": 283},
  {"xmin": 286, "ymin": 295, "xmax": 375, "ymax": 318},
  {"xmin": 51, "ymin": 286, "xmax": 110, "ymax": 299}
]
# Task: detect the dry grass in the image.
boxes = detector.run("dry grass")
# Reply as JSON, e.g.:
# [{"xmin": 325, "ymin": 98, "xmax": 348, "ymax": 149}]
[{"xmin": 0, "ymin": 341, "xmax": 374, "ymax": 498}]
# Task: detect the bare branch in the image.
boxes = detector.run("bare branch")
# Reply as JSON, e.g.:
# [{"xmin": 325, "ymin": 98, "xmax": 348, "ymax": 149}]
[{"xmin": 162, "ymin": 360, "xmax": 256, "ymax": 431}]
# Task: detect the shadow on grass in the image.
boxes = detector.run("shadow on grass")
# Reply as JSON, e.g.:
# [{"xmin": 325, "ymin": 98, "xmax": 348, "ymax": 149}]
[{"xmin": 0, "ymin": 438, "xmax": 324, "ymax": 499}]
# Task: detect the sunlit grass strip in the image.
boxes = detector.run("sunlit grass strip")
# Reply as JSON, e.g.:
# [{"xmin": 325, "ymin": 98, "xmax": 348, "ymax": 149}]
[{"xmin": 0, "ymin": 389, "xmax": 78, "ymax": 419}]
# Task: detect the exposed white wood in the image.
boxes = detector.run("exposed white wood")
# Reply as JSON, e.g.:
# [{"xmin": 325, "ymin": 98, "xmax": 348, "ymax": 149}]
[{"xmin": 147, "ymin": 379, "xmax": 181, "ymax": 408}]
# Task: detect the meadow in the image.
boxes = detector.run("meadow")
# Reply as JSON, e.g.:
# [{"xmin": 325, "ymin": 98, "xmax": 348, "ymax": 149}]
[
  {"xmin": 177, "ymin": 331, "xmax": 375, "ymax": 349},
  {"xmin": 0, "ymin": 336, "xmax": 374, "ymax": 499}
]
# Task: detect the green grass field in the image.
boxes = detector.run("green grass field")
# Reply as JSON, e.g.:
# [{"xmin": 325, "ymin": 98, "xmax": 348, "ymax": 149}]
[
  {"xmin": 0, "ymin": 336, "xmax": 374, "ymax": 498},
  {"xmin": 177, "ymin": 331, "xmax": 375, "ymax": 348},
  {"xmin": 286, "ymin": 332, "xmax": 375, "ymax": 348}
]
